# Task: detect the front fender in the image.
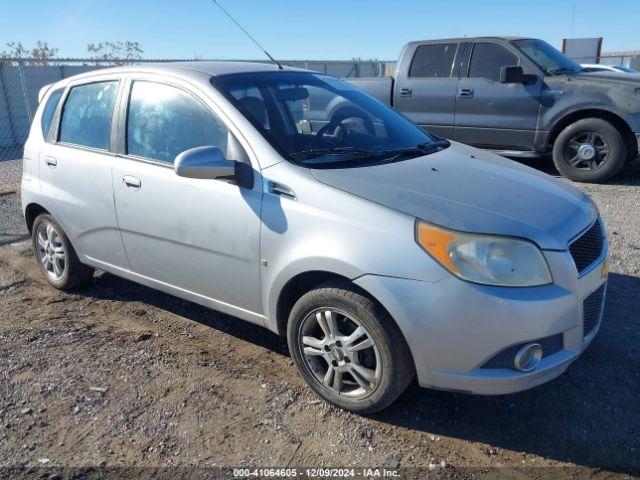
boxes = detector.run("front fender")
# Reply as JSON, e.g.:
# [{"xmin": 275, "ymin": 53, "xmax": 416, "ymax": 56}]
[
  {"xmin": 258, "ymin": 162, "xmax": 449, "ymax": 332},
  {"xmin": 263, "ymin": 255, "xmax": 365, "ymax": 332},
  {"xmin": 541, "ymin": 77, "xmax": 640, "ymax": 134}
]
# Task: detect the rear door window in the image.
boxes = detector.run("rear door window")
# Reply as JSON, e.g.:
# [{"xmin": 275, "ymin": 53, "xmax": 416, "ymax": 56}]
[
  {"xmin": 126, "ymin": 81, "xmax": 228, "ymax": 165},
  {"xmin": 58, "ymin": 81, "xmax": 119, "ymax": 150},
  {"xmin": 409, "ymin": 44, "xmax": 458, "ymax": 78},
  {"xmin": 468, "ymin": 43, "xmax": 519, "ymax": 82},
  {"xmin": 40, "ymin": 88, "xmax": 63, "ymax": 140}
]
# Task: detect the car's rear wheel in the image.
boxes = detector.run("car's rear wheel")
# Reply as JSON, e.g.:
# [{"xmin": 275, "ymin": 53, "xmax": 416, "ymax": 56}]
[
  {"xmin": 287, "ymin": 280, "xmax": 414, "ymax": 413},
  {"xmin": 32, "ymin": 214, "xmax": 94, "ymax": 290},
  {"xmin": 552, "ymin": 118, "xmax": 627, "ymax": 183}
]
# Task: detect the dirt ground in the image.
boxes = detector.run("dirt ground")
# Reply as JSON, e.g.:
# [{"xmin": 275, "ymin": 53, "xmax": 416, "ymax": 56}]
[{"xmin": 1, "ymin": 159, "xmax": 639, "ymax": 478}]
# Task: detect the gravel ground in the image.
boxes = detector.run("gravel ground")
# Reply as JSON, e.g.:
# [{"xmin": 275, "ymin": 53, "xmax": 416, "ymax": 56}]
[
  {"xmin": 0, "ymin": 159, "xmax": 22, "ymax": 190},
  {"xmin": 0, "ymin": 160, "xmax": 28, "ymax": 247},
  {"xmin": 0, "ymin": 157, "xmax": 639, "ymax": 478}
]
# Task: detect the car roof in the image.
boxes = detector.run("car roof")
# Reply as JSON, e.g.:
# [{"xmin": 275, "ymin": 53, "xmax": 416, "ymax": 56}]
[
  {"xmin": 156, "ymin": 61, "xmax": 305, "ymax": 76},
  {"xmin": 56, "ymin": 60, "xmax": 307, "ymax": 85},
  {"xmin": 407, "ymin": 36, "xmax": 530, "ymax": 45}
]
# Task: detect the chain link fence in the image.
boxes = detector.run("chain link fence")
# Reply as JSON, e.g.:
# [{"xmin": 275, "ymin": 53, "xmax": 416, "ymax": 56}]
[
  {"xmin": 600, "ymin": 50, "xmax": 640, "ymax": 69},
  {"xmin": 0, "ymin": 58, "xmax": 390, "ymax": 164}
]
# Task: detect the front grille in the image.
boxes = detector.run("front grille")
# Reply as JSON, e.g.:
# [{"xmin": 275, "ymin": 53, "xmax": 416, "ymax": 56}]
[
  {"xmin": 583, "ymin": 284, "xmax": 606, "ymax": 339},
  {"xmin": 481, "ymin": 334, "xmax": 563, "ymax": 370},
  {"xmin": 570, "ymin": 219, "xmax": 604, "ymax": 275}
]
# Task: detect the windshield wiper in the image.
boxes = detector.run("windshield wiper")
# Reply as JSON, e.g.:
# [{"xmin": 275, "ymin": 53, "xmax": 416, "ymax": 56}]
[
  {"xmin": 416, "ymin": 139, "xmax": 450, "ymax": 151},
  {"xmin": 290, "ymin": 146, "xmax": 377, "ymax": 161},
  {"xmin": 550, "ymin": 67, "xmax": 581, "ymax": 75},
  {"xmin": 291, "ymin": 140, "xmax": 449, "ymax": 165},
  {"xmin": 378, "ymin": 140, "xmax": 450, "ymax": 160}
]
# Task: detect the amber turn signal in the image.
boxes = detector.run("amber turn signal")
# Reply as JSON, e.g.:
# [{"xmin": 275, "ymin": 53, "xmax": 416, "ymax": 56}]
[{"xmin": 416, "ymin": 221, "xmax": 459, "ymax": 273}]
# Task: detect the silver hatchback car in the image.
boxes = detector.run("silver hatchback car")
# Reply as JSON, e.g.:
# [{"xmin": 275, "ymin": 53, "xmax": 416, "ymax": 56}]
[{"xmin": 22, "ymin": 62, "xmax": 608, "ymax": 413}]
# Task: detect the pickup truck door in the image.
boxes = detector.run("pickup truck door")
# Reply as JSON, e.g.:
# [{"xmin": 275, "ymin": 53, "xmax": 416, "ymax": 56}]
[
  {"xmin": 393, "ymin": 42, "xmax": 461, "ymax": 139},
  {"xmin": 454, "ymin": 41, "xmax": 543, "ymax": 150}
]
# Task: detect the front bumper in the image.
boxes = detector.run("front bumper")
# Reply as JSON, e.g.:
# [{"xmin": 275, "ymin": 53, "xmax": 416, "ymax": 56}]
[{"xmin": 354, "ymin": 250, "xmax": 607, "ymax": 395}]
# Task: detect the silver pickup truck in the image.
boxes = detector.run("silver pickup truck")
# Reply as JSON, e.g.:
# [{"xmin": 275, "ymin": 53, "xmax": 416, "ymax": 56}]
[{"xmin": 348, "ymin": 36, "xmax": 640, "ymax": 183}]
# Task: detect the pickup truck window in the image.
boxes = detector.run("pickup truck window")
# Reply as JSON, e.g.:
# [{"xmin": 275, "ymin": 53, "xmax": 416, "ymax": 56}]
[
  {"xmin": 468, "ymin": 43, "xmax": 519, "ymax": 82},
  {"xmin": 409, "ymin": 44, "xmax": 457, "ymax": 78},
  {"xmin": 213, "ymin": 72, "xmax": 441, "ymax": 167}
]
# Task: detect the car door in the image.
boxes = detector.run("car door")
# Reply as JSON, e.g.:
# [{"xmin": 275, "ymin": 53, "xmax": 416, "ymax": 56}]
[
  {"xmin": 38, "ymin": 77, "xmax": 128, "ymax": 269},
  {"xmin": 393, "ymin": 42, "xmax": 461, "ymax": 139},
  {"xmin": 454, "ymin": 41, "xmax": 543, "ymax": 150},
  {"xmin": 110, "ymin": 77, "xmax": 264, "ymax": 320}
]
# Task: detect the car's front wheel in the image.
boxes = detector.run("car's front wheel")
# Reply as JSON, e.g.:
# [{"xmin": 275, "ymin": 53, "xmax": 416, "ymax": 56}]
[
  {"xmin": 287, "ymin": 281, "xmax": 414, "ymax": 413},
  {"xmin": 552, "ymin": 118, "xmax": 627, "ymax": 183},
  {"xmin": 32, "ymin": 214, "xmax": 94, "ymax": 290}
]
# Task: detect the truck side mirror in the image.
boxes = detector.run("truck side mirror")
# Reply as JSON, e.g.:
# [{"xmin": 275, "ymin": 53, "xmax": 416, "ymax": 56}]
[
  {"xmin": 500, "ymin": 66, "xmax": 525, "ymax": 84},
  {"xmin": 174, "ymin": 146, "xmax": 236, "ymax": 180}
]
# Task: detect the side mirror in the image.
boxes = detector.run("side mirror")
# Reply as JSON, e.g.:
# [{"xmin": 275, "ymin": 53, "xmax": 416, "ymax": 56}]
[
  {"xmin": 174, "ymin": 146, "xmax": 236, "ymax": 180},
  {"xmin": 500, "ymin": 65, "xmax": 525, "ymax": 84}
]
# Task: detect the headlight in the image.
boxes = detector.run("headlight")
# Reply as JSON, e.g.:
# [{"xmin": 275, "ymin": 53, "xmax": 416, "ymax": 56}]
[{"xmin": 415, "ymin": 221, "xmax": 552, "ymax": 287}]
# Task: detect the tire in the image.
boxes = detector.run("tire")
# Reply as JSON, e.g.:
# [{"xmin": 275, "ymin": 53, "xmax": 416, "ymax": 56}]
[
  {"xmin": 287, "ymin": 280, "xmax": 414, "ymax": 413},
  {"xmin": 552, "ymin": 118, "xmax": 627, "ymax": 183},
  {"xmin": 626, "ymin": 144, "xmax": 639, "ymax": 163},
  {"xmin": 31, "ymin": 214, "xmax": 94, "ymax": 290}
]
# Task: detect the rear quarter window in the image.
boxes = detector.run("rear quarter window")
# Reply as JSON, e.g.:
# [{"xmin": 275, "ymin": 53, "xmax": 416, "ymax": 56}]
[
  {"xmin": 40, "ymin": 88, "xmax": 63, "ymax": 140},
  {"xmin": 58, "ymin": 81, "xmax": 119, "ymax": 150}
]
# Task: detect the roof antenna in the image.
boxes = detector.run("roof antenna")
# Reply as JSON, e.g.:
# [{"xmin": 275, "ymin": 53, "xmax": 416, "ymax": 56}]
[{"xmin": 211, "ymin": 0, "xmax": 284, "ymax": 70}]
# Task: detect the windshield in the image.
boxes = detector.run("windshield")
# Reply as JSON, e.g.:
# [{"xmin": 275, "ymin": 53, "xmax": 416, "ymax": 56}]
[
  {"xmin": 512, "ymin": 39, "xmax": 583, "ymax": 76},
  {"xmin": 212, "ymin": 72, "xmax": 445, "ymax": 167}
]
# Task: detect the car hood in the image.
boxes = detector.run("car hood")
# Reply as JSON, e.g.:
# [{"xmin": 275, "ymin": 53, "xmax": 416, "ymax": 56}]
[
  {"xmin": 310, "ymin": 142, "xmax": 597, "ymax": 250},
  {"xmin": 572, "ymin": 70, "xmax": 640, "ymax": 85}
]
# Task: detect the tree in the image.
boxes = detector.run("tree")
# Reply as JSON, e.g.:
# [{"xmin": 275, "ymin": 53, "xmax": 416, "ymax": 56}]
[
  {"xmin": 0, "ymin": 41, "xmax": 59, "ymax": 65},
  {"xmin": 86, "ymin": 41, "xmax": 143, "ymax": 65},
  {"xmin": 30, "ymin": 41, "xmax": 59, "ymax": 65},
  {"xmin": 0, "ymin": 41, "xmax": 29, "ymax": 65}
]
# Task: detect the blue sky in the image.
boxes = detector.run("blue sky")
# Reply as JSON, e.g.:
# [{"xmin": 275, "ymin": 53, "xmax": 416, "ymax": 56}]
[{"xmin": 1, "ymin": 0, "xmax": 639, "ymax": 59}]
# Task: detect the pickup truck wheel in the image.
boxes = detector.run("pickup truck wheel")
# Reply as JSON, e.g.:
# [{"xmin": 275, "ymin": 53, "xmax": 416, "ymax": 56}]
[
  {"xmin": 32, "ymin": 214, "xmax": 94, "ymax": 290},
  {"xmin": 287, "ymin": 280, "xmax": 414, "ymax": 414},
  {"xmin": 552, "ymin": 118, "xmax": 627, "ymax": 183}
]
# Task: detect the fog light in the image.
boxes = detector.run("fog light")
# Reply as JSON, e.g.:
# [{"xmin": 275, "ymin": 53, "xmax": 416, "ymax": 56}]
[{"xmin": 514, "ymin": 343, "xmax": 543, "ymax": 372}]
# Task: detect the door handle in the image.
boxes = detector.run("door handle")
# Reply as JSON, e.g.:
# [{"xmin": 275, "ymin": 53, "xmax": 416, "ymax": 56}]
[
  {"xmin": 399, "ymin": 87, "xmax": 412, "ymax": 97},
  {"xmin": 122, "ymin": 175, "xmax": 141, "ymax": 190},
  {"xmin": 458, "ymin": 88, "xmax": 474, "ymax": 98},
  {"xmin": 45, "ymin": 156, "xmax": 57, "ymax": 168}
]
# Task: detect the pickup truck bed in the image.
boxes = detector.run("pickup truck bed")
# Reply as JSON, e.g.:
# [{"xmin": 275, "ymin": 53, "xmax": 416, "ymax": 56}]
[{"xmin": 348, "ymin": 77, "xmax": 392, "ymax": 106}]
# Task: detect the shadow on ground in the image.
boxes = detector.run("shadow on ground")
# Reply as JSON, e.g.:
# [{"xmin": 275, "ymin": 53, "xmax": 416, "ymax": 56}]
[
  {"xmin": 87, "ymin": 271, "xmax": 290, "ymax": 356},
  {"xmin": 77, "ymin": 268, "xmax": 639, "ymax": 474}
]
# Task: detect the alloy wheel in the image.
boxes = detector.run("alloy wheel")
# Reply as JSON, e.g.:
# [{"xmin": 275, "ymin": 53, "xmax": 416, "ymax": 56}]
[
  {"xmin": 565, "ymin": 131, "xmax": 609, "ymax": 171},
  {"xmin": 35, "ymin": 221, "xmax": 66, "ymax": 281},
  {"xmin": 299, "ymin": 308, "xmax": 381, "ymax": 398}
]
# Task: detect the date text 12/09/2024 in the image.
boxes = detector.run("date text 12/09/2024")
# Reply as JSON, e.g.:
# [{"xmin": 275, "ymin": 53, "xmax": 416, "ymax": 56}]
[{"xmin": 232, "ymin": 468, "xmax": 401, "ymax": 477}]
